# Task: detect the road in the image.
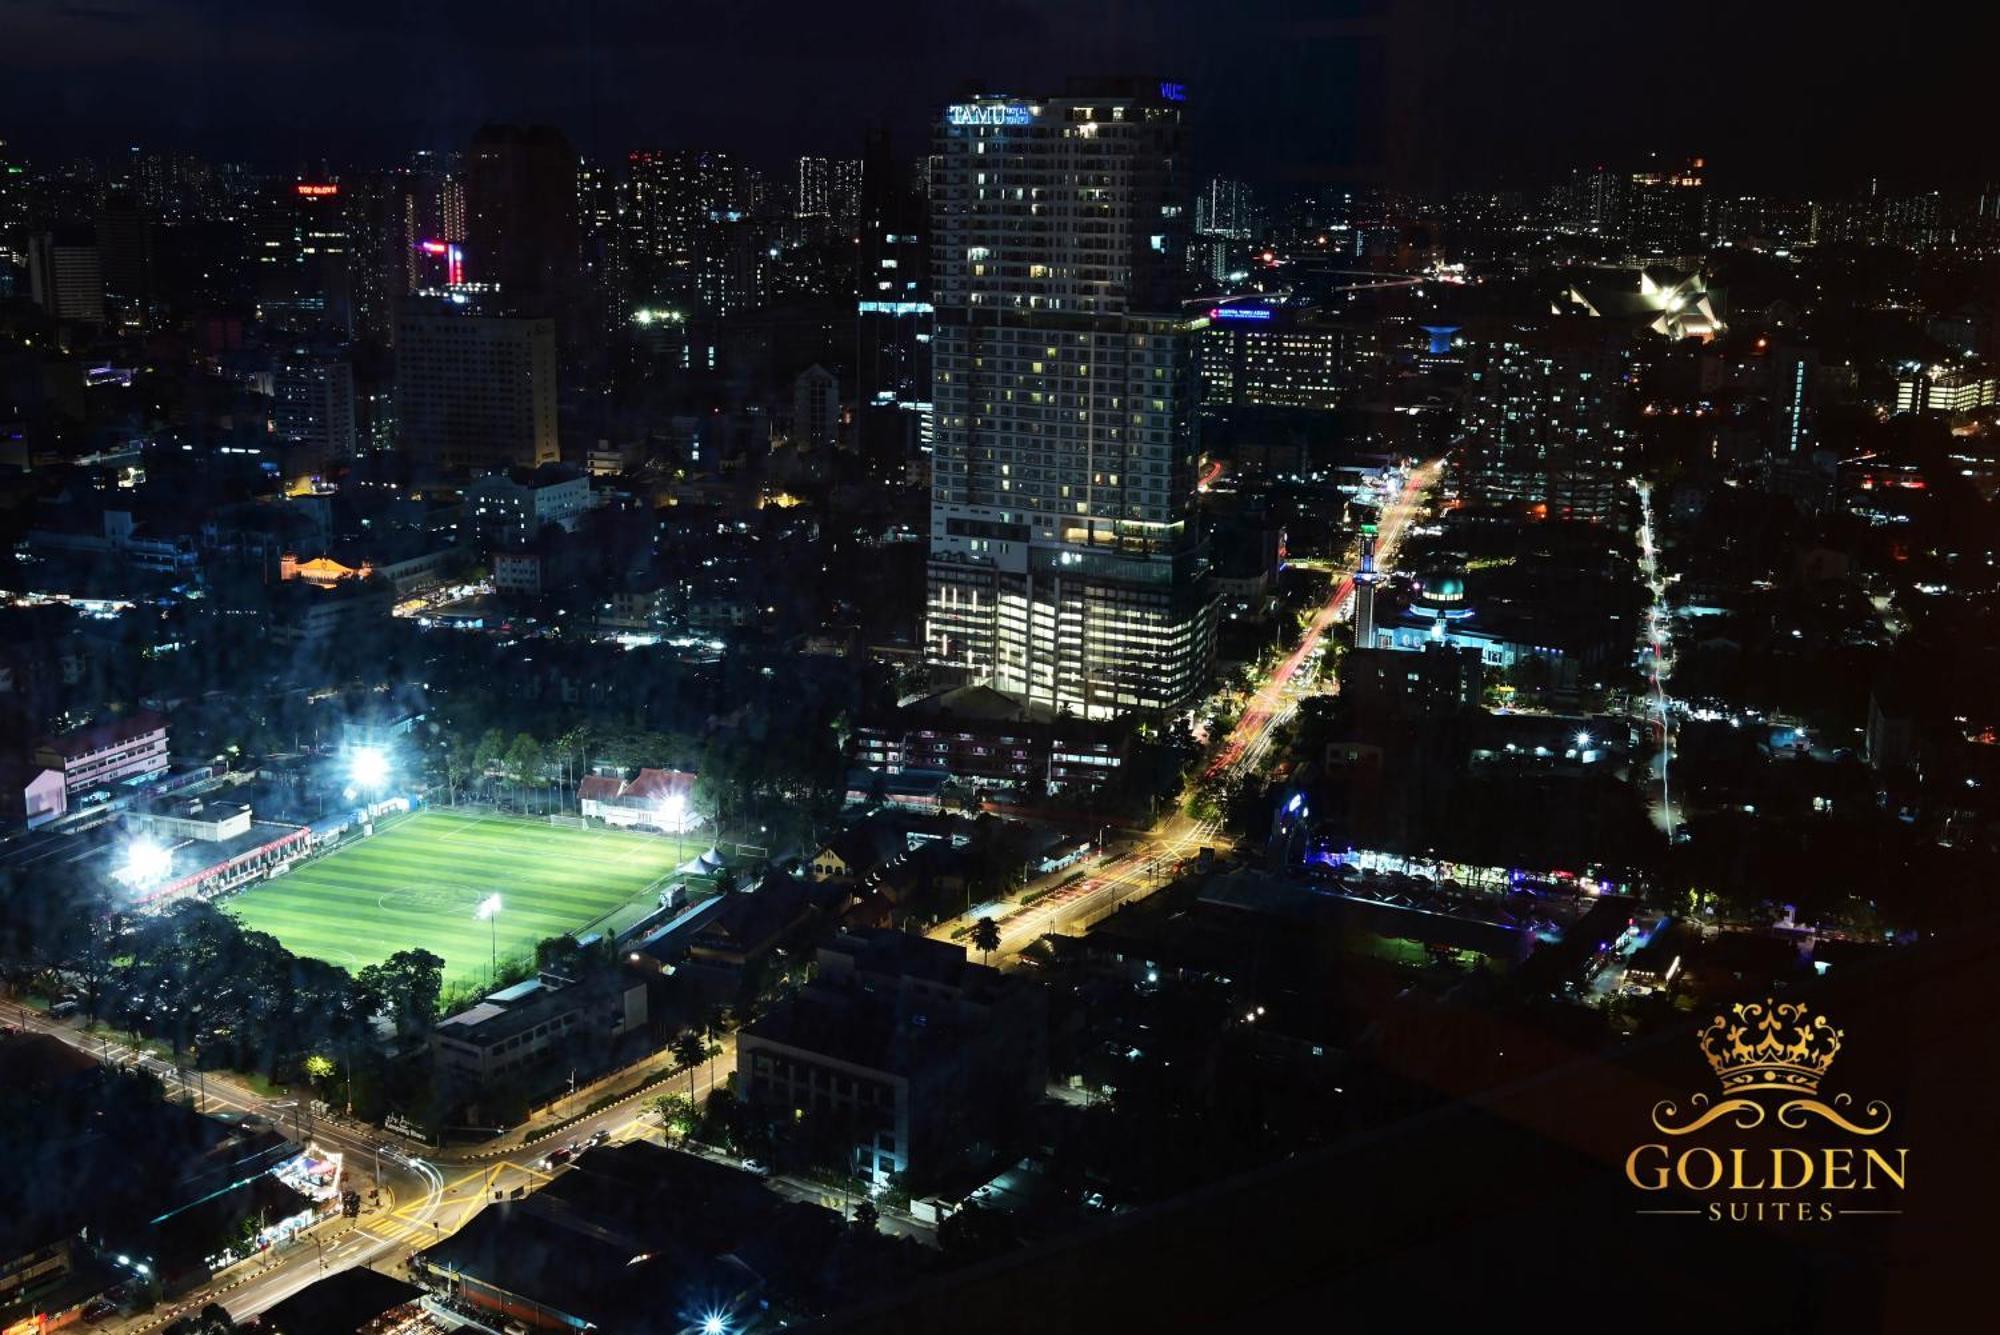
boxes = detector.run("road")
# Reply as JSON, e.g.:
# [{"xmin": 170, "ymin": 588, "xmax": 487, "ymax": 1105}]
[
  {"xmin": 10, "ymin": 1005, "xmax": 738, "ymax": 1330},
  {"xmin": 1206, "ymin": 459, "xmax": 1439, "ymax": 777},
  {"xmin": 934, "ymin": 458, "xmax": 1442, "ymax": 961},
  {"xmin": 1632, "ymin": 480, "xmax": 1680, "ymax": 840}
]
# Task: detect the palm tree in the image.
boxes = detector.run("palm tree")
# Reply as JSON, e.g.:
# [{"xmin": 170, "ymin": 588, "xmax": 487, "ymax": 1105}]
[
  {"xmin": 971, "ymin": 915, "xmax": 1001, "ymax": 965},
  {"xmin": 672, "ymin": 1029, "xmax": 707, "ymax": 1101}
]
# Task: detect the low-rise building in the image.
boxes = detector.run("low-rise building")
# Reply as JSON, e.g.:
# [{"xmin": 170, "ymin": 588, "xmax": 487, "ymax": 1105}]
[
  {"xmin": 35, "ymin": 710, "xmax": 169, "ymax": 799},
  {"xmin": 431, "ymin": 972, "xmax": 648, "ymax": 1102},
  {"xmin": 0, "ymin": 763, "xmax": 66, "ymax": 829},
  {"xmin": 576, "ymin": 767, "xmax": 699, "ymax": 831},
  {"xmin": 736, "ymin": 928, "xmax": 1047, "ymax": 1188},
  {"xmin": 464, "ymin": 465, "xmax": 593, "ymax": 545},
  {"xmin": 854, "ymin": 685, "xmax": 1129, "ymax": 794}
]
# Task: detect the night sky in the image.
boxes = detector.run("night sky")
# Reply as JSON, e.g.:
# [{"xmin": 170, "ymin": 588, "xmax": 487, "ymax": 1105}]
[{"xmin": 5, "ymin": 0, "xmax": 1993, "ymax": 192}]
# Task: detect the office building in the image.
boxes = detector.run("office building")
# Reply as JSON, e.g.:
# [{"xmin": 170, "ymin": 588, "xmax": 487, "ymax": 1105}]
[
  {"xmin": 464, "ymin": 124, "xmax": 578, "ymax": 317},
  {"xmin": 396, "ymin": 297, "xmax": 558, "ymax": 473},
  {"xmin": 26, "ymin": 229, "xmax": 104, "ymax": 324},
  {"xmin": 255, "ymin": 181, "xmax": 351, "ymax": 333},
  {"xmin": 1197, "ymin": 307, "xmax": 1383, "ymax": 411},
  {"xmin": 95, "ymin": 191, "xmax": 152, "ymax": 314},
  {"xmin": 1894, "ymin": 363, "xmax": 1997, "ymax": 415},
  {"xmin": 1627, "ymin": 157, "xmax": 1708, "ymax": 257},
  {"xmin": 925, "ymin": 81, "xmax": 1215, "ymax": 720},
  {"xmin": 855, "ymin": 127, "xmax": 933, "ymax": 466},
  {"xmin": 273, "ymin": 347, "xmax": 358, "ymax": 468},
  {"xmin": 792, "ymin": 363, "xmax": 839, "ymax": 449}
]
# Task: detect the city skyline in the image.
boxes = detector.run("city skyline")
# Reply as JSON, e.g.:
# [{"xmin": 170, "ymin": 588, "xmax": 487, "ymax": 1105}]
[{"xmin": 3, "ymin": 6, "xmax": 1997, "ymax": 1333}]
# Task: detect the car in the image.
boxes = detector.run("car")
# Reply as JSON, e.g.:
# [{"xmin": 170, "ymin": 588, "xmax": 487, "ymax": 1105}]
[
  {"xmin": 539, "ymin": 1147, "xmax": 573, "ymax": 1170},
  {"xmin": 587, "ymin": 1129, "xmax": 609, "ymax": 1146},
  {"xmin": 740, "ymin": 1158, "xmax": 770, "ymax": 1176}
]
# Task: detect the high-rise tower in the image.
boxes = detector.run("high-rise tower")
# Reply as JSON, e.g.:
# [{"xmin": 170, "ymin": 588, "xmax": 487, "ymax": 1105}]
[
  {"xmin": 1353, "ymin": 523, "xmax": 1379, "ymax": 650},
  {"xmin": 925, "ymin": 80, "xmax": 1215, "ymax": 720}
]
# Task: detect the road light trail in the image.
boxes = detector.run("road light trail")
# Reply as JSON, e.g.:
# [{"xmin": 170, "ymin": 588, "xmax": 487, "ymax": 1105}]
[
  {"xmin": 1206, "ymin": 459, "xmax": 1440, "ymax": 778},
  {"xmin": 1633, "ymin": 479, "xmax": 1679, "ymax": 840}
]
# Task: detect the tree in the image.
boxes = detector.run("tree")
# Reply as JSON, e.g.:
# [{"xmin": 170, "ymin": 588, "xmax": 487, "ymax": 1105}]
[
  {"xmin": 938, "ymin": 1202, "xmax": 1011, "ymax": 1263},
  {"xmin": 650, "ymin": 1091, "xmax": 696, "ymax": 1140},
  {"xmin": 473, "ymin": 729, "xmax": 508, "ymax": 792},
  {"xmin": 303, "ymin": 1053, "xmax": 336, "ymax": 1087},
  {"xmin": 506, "ymin": 733, "xmax": 544, "ymax": 805},
  {"xmin": 852, "ymin": 1198, "xmax": 880, "ymax": 1232},
  {"xmin": 971, "ymin": 915, "xmax": 1001, "ymax": 965},
  {"xmin": 672, "ymin": 1029, "xmax": 707, "ymax": 1101},
  {"xmin": 357, "ymin": 949, "xmax": 446, "ymax": 1038}
]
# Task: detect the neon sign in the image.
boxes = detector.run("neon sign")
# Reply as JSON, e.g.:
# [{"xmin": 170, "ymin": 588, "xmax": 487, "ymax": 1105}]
[
  {"xmin": 947, "ymin": 103, "xmax": 1034, "ymax": 127},
  {"xmin": 1160, "ymin": 82, "xmax": 1187, "ymax": 102},
  {"xmin": 418, "ymin": 240, "xmax": 464, "ymax": 285},
  {"xmin": 295, "ymin": 184, "xmax": 338, "ymax": 197},
  {"xmin": 1209, "ymin": 307, "xmax": 1274, "ymax": 321}
]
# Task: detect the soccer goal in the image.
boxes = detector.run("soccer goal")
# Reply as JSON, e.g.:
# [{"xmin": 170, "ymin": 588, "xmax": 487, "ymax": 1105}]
[{"xmin": 548, "ymin": 813, "xmax": 589, "ymax": 830}]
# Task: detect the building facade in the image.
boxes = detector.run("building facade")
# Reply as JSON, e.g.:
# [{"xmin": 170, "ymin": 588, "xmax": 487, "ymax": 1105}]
[
  {"xmin": 736, "ymin": 929, "xmax": 1046, "ymax": 1188},
  {"xmin": 924, "ymin": 82, "xmax": 1215, "ymax": 720},
  {"xmin": 35, "ymin": 711, "xmax": 169, "ymax": 798},
  {"xmin": 273, "ymin": 347, "xmax": 357, "ymax": 467},
  {"xmin": 395, "ymin": 298, "xmax": 559, "ymax": 472}
]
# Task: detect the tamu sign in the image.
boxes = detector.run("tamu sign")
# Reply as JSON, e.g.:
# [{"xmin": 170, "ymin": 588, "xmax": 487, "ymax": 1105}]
[{"xmin": 947, "ymin": 103, "xmax": 1035, "ymax": 127}]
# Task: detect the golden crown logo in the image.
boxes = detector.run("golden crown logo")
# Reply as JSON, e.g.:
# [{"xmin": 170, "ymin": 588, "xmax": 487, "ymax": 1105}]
[
  {"xmin": 1652, "ymin": 998, "xmax": 1891, "ymax": 1137},
  {"xmin": 1698, "ymin": 999, "xmax": 1842, "ymax": 1095}
]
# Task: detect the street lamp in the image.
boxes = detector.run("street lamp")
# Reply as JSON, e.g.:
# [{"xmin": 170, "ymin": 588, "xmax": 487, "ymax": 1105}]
[{"xmin": 476, "ymin": 894, "xmax": 502, "ymax": 984}]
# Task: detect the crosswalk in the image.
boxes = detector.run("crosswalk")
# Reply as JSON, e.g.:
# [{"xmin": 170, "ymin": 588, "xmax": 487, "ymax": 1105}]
[{"xmin": 358, "ymin": 1161, "xmax": 553, "ymax": 1246}]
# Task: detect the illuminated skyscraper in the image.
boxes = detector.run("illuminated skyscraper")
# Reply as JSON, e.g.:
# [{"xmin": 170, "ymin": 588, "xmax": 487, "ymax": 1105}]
[
  {"xmin": 254, "ymin": 182, "xmax": 350, "ymax": 333},
  {"xmin": 798, "ymin": 156, "xmax": 831, "ymax": 217},
  {"xmin": 1353, "ymin": 523, "xmax": 1379, "ymax": 650},
  {"xmin": 925, "ymin": 80, "xmax": 1214, "ymax": 719},
  {"xmin": 856, "ymin": 127, "xmax": 932, "ymax": 468}
]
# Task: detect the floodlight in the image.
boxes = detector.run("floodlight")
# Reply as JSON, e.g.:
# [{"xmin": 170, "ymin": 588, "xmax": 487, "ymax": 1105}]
[
  {"xmin": 349, "ymin": 746, "xmax": 390, "ymax": 790},
  {"xmin": 124, "ymin": 839, "xmax": 172, "ymax": 886}
]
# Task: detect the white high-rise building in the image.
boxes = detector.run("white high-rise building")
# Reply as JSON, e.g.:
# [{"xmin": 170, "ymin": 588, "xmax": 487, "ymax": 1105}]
[{"xmin": 925, "ymin": 81, "xmax": 1214, "ymax": 720}]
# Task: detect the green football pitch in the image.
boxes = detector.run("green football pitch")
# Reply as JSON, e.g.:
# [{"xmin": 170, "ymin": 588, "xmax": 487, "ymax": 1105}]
[{"xmin": 225, "ymin": 808, "xmax": 697, "ymax": 994}]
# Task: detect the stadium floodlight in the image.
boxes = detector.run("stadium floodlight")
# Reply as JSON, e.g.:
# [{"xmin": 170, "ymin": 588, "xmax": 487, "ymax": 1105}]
[
  {"xmin": 658, "ymin": 792, "xmax": 688, "ymax": 835},
  {"xmin": 349, "ymin": 746, "xmax": 390, "ymax": 791},
  {"xmin": 123, "ymin": 838, "xmax": 172, "ymax": 886},
  {"xmin": 476, "ymin": 894, "xmax": 503, "ymax": 984}
]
